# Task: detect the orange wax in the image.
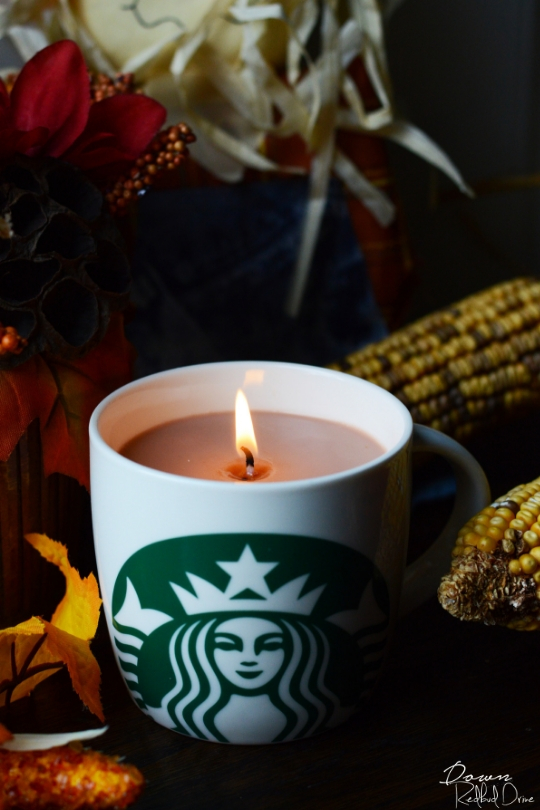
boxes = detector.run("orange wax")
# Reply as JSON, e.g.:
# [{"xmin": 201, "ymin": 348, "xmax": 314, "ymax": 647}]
[{"xmin": 120, "ymin": 412, "xmax": 385, "ymax": 483}]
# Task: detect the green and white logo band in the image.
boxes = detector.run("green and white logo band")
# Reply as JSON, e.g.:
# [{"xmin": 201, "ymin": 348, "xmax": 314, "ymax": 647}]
[{"xmin": 112, "ymin": 535, "xmax": 390, "ymax": 744}]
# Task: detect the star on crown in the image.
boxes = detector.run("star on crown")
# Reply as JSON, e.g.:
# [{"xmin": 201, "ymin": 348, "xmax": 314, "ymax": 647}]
[{"xmin": 170, "ymin": 545, "xmax": 325, "ymax": 616}]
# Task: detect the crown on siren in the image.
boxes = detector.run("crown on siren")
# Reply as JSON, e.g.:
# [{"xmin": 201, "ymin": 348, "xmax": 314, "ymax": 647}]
[{"xmin": 170, "ymin": 545, "xmax": 325, "ymax": 616}]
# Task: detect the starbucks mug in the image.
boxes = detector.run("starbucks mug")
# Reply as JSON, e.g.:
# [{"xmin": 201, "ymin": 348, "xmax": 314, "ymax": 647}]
[{"xmin": 89, "ymin": 361, "xmax": 489, "ymax": 744}]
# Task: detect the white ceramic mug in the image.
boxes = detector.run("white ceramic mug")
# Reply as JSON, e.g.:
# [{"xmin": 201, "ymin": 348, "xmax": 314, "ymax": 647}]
[{"xmin": 89, "ymin": 361, "xmax": 489, "ymax": 745}]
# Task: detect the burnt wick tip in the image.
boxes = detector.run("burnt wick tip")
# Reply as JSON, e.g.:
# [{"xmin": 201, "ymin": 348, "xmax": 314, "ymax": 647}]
[{"xmin": 240, "ymin": 445, "xmax": 255, "ymax": 478}]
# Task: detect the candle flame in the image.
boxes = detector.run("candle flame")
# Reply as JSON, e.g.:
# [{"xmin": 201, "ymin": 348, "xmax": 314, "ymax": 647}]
[{"xmin": 235, "ymin": 390, "xmax": 258, "ymax": 457}]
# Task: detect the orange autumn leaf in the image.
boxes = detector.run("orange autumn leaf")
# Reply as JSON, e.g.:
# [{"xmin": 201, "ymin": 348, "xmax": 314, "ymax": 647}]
[
  {"xmin": 0, "ymin": 538, "xmax": 104, "ymax": 719},
  {"xmin": 44, "ymin": 623, "xmax": 103, "ymax": 722},
  {"xmin": 0, "ymin": 621, "xmax": 57, "ymax": 705},
  {"xmin": 0, "ymin": 312, "xmax": 134, "ymax": 490},
  {"xmin": 26, "ymin": 534, "xmax": 101, "ymax": 640},
  {"xmin": 0, "ymin": 724, "xmax": 12, "ymax": 744},
  {"xmin": 0, "ymin": 621, "xmax": 104, "ymax": 721}
]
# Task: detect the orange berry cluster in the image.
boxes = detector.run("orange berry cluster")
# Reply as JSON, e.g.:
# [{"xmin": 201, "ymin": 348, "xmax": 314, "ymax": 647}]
[
  {"xmin": 0, "ymin": 323, "xmax": 27, "ymax": 356},
  {"xmin": 105, "ymin": 124, "xmax": 195, "ymax": 216},
  {"xmin": 89, "ymin": 71, "xmax": 139, "ymax": 103}
]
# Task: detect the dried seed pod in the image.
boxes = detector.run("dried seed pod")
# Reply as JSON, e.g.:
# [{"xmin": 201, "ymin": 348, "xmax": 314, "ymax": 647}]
[
  {"xmin": 0, "ymin": 743, "xmax": 144, "ymax": 809},
  {"xmin": 330, "ymin": 278, "xmax": 540, "ymax": 440},
  {"xmin": 0, "ymin": 156, "xmax": 130, "ymax": 368},
  {"xmin": 438, "ymin": 476, "xmax": 540, "ymax": 629}
]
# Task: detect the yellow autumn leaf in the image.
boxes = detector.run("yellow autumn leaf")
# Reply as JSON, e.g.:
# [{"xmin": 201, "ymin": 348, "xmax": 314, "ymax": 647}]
[
  {"xmin": 25, "ymin": 533, "xmax": 101, "ymax": 640},
  {"xmin": 0, "ymin": 617, "xmax": 45, "ymax": 637},
  {"xmin": 0, "ymin": 622, "xmax": 104, "ymax": 720},
  {"xmin": 0, "ymin": 536, "xmax": 104, "ymax": 720}
]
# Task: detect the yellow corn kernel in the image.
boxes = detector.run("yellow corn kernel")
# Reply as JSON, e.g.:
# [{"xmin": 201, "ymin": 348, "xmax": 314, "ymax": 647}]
[
  {"xmin": 463, "ymin": 532, "xmax": 481, "ymax": 547},
  {"xmin": 480, "ymin": 506, "xmax": 497, "ymax": 517},
  {"xmin": 510, "ymin": 519, "xmax": 528, "ymax": 531},
  {"xmin": 473, "ymin": 524, "xmax": 488, "ymax": 537},
  {"xmin": 520, "ymin": 554, "xmax": 538, "ymax": 574},
  {"xmin": 509, "ymin": 559, "xmax": 522, "ymax": 575},
  {"xmin": 474, "ymin": 514, "xmax": 491, "ymax": 526},
  {"xmin": 530, "ymin": 548, "xmax": 540, "ymax": 564},
  {"xmin": 523, "ymin": 530, "xmax": 540, "ymax": 548},
  {"xmin": 478, "ymin": 536, "xmax": 498, "ymax": 553},
  {"xmin": 523, "ymin": 502, "xmax": 540, "ymax": 516},
  {"xmin": 517, "ymin": 510, "xmax": 536, "ymax": 527},
  {"xmin": 490, "ymin": 516, "xmax": 509, "ymax": 529},
  {"xmin": 496, "ymin": 508, "xmax": 516, "ymax": 522},
  {"xmin": 486, "ymin": 526, "xmax": 504, "ymax": 541}
]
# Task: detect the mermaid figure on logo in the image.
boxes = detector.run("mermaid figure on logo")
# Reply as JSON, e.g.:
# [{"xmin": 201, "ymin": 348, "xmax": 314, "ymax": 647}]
[
  {"xmin": 158, "ymin": 612, "xmax": 339, "ymax": 743},
  {"xmin": 113, "ymin": 544, "xmax": 387, "ymax": 743}
]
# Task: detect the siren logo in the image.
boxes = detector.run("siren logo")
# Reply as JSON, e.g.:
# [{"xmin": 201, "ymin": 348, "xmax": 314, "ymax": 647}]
[{"xmin": 111, "ymin": 535, "xmax": 390, "ymax": 743}]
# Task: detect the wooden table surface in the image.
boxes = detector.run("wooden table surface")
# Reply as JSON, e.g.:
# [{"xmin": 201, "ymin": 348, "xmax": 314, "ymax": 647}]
[{"xmin": 4, "ymin": 416, "xmax": 540, "ymax": 810}]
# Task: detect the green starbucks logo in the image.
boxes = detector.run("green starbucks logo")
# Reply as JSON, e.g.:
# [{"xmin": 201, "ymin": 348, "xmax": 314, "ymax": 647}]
[{"xmin": 112, "ymin": 535, "xmax": 389, "ymax": 743}]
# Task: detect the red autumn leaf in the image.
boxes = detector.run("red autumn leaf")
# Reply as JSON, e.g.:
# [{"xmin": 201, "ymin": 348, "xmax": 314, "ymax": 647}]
[
  {"xmin": 0, "ymin": 313, "xmax": 134, "ymax": 490},
  {"xmin": 10, "ymin": 40, "xmax": 90, "ymax": 158}
]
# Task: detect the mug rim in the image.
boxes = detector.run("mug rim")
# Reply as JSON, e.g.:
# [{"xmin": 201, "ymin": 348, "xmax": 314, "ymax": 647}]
[{"xmin": 89, "ymin": 360, "xmax": 413, "ymax": 491}]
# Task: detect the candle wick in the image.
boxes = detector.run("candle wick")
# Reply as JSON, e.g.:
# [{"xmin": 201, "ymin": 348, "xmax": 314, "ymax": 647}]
[{"xmin": 240, "ymin": 446, "xmax": 255, "ymax": 478}]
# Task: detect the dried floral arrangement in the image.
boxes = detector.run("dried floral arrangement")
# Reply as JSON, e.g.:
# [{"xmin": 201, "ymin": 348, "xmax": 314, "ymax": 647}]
[
  {"xmin": 0, "ymin": 0, "xmax": 468, "ymax": 315},
  {"xmin": 0, "ymin": 41, "xmax": 198, "ymax": 797},
  {"xmin": 0, "ymin": 39, "xmax": 194, "ymax": 489},
  {"xmin": 0, "ymin": 39, "xmax": 195, "ymax": 633}
]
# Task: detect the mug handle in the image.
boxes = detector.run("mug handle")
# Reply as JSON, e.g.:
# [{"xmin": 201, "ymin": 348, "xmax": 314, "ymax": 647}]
[{"xmin": 399, "ymin": 424, "xmax": 491, "ymax": 617}]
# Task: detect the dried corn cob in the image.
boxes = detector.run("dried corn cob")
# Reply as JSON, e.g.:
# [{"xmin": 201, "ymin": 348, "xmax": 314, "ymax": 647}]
[
  {"xmin": 330, "ymin": 278, "xmax": 540, "ymax": 440},
  {"xmin": 438, "ymin": 476, "xmax": 540, "ymax": 630},
  {"xmin": 0, "ymin": 743, "xmax": 144, "ymax": 809}
]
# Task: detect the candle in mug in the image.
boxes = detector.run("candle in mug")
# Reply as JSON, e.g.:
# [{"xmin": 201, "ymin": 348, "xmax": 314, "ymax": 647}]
[{"xmin": 120, "ymin": 394, "xmax": 385, "ymax": 483}]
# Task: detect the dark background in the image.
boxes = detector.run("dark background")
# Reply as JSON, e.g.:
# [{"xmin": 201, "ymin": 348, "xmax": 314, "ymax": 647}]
[{"xmin": 3, "ymin": 5, "xmax": 540, "ymax": 806}]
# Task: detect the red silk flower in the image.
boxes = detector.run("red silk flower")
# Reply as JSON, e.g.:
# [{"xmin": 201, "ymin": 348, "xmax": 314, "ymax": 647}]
[{"xmin": 0, "ymin": 40, "xmax": 166, "ymax": 181}]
